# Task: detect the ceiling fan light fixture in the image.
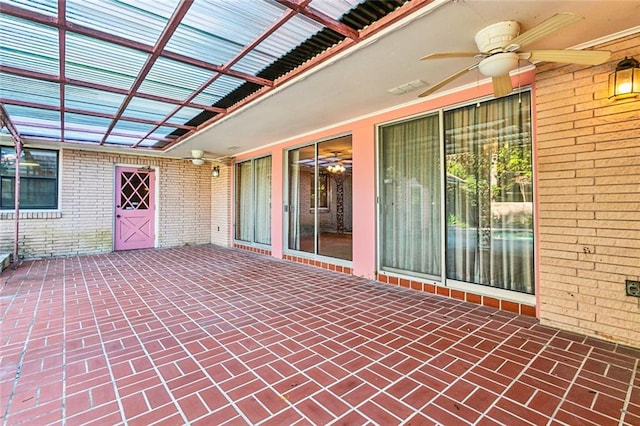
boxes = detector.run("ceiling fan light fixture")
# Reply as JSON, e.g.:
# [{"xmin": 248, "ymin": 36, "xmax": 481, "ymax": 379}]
[
  {"xmin": 478, "ymin": 52, "xmax": 519, "ymax": 77},
  {"xmin": 192, "ymin": 158, "xmax": 205, "ymax": 166},
  {"xmin": 327, "ymin": 163, "xmax": 346, "ymax": 174},
  {"xmin": 609, "ymin": 56, "xmax": 640, "ymax": 100},
  {"xmin": 191, "ymin": 149, "xmax": 204, "ymax": 159}
]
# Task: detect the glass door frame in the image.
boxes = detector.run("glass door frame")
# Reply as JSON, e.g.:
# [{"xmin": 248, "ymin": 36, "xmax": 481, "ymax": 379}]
[
  {"xmin": 375, "ymin": 91, "xmax": 537, "ymax": 306},
  {"xmin": 283, "ymin": 134, "xmax": 353, "ymax": 266}
]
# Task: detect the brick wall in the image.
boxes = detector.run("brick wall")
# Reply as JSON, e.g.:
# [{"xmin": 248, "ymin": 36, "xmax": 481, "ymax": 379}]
[
  {"xmin": 0, "ymin": 149, "xmax": 212, "ymax": 259},
  {"xmin": 536, "ymin": 33, "xmax": 640, "ymax": 347},
  {"xmin": 211, "ymin": 163, "xmax": 232, "ymax": 247}
]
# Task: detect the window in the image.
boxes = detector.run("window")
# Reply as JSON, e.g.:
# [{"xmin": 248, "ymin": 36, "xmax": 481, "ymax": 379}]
[
  {"xmin": 1, "ymin": 147, "xmax": 58, "ymax": 210},
  {"xmin": 235, "ymin": 156, "xmax": 271, "ymax": 245}
]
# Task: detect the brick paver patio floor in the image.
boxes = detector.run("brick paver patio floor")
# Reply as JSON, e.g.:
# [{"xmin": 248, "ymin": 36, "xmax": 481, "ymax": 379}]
[{"xmin": 1, "ymin": 245, "xmax": 638, "ymax": 425}]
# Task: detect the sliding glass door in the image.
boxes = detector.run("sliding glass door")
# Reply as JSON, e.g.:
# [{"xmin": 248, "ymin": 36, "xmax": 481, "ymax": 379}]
[
  {"xmin": 379, "ymin": 92, "xmax": 534, "ymax": 295},
  {"xmin": 287, "ymin": 136, "xmax": 352, "ymax": 261},
  {"xmin": 235, "ymin": 156, "xmax": 271, "ymax": 245}
]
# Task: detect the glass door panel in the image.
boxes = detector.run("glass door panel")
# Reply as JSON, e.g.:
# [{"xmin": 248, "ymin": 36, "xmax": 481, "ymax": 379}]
[
  {"xmin": 379, "ymin": 114, "xmax": 441, "ymax": 277},
  {"xmin": 444, "ymin": 92, "xmax": 534, "ymax": 294},
  {"xmin": 235, "ymin": 161, "xmax": 253, "ymax": 242},
  {"xmin": 254, "ymin": 156, "xmax": 272, "ymax": 245},
  {"xmin": 318, "ymin": 138, "xmax": 352, "ymax": 261},
  {"xmin": 288, "ymin": 145, "xmax": 316, "ymax": 254}
]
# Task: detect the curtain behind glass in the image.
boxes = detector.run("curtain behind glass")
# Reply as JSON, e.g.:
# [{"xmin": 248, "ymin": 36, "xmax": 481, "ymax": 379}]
[
  {"xmin": 444, "ymin": 92, "xmax": 534, "ymax": 294},
  {"xmin": 288, "ymin": 149, "xmax": 301, "ymax": 250},
  {"xmin": 380, "ymin": 114, "xmax": 441, "ymax": 277},
  {"xmin": 254, "ymin": 156, "xmax": 272, "ymax": 245},
  {"xmin": 235, "ymin": 161, "xmax": 253, "ymax": 242}
]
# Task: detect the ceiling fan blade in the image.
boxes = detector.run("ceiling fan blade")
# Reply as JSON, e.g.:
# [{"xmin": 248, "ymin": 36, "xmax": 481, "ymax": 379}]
[
  {"xmin": 507, "ymin": 13, "xmax": 583, "ymax": 49},
  {"xmin": 418, "ymin": 65, "xmax": 476, "ymax": 98},
  {"xmin": 420, "ymin": 52, "xmax": 482, "ymax": 60},
  {"xmin": 528, "ymin": 49, "xmax": 611, "ymax": 65},
  {"xmin": 492, "ymin": 75, "xmax": 513, "ymax": 98}
]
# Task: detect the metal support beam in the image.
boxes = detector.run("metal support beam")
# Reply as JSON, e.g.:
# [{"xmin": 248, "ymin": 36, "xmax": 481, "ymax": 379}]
[
  {"xmin": 58, "ymin": 0, "xmax": 66, "ymax": 142},
  {"xmin": 0, "ymin": 104, "xmax": 23, "ymax": 270},
  {"xmin": 275, "ymin": 0, "xmax": 359, "ymax": 40},
  {"xmin": 0, "ymin": 98, "xmax": 196, "ymax": 130},
  {"xmin": 0, "ymin": 66, "xmax": 227, "ymax": 114}
]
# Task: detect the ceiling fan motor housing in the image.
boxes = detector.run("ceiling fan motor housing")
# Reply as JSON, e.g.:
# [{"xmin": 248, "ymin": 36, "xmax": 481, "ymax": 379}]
[{"xmin": 474, "ymin": 21, "xmax": 520, "ymax": 53}]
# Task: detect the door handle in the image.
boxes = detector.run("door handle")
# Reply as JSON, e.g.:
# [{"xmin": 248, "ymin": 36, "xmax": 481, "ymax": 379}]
[{"xmin": 116, "ymin": 214, "xmax": 121, "ymax": 218}]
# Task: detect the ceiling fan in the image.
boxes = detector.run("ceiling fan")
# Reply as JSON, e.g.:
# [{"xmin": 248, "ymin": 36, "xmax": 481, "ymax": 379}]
[
  {"xmin": 182, "ymin": 150, "xmax": 233, "ymax": 166},
  {"xmin": 418, "ymin": 13, "xmax": 611, "ymax": 98},
  {"xmin": 182, "ymin": 149, "xmax": 209, "ymax": 166}
]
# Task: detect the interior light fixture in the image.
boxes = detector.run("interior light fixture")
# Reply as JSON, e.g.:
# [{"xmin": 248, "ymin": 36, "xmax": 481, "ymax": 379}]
[
  {"xmin": 326, "ymin": 163, "xmax": 346, "ymax": 174},
  {"xmin": 326, "ymin": 151, "xmax": 346, "ymax": 174},
  {"xmin": 608, "ymin": 56, "xmax": 640, "ymax": 99},
  {"xmin": 212, "ymin": 166, "xmax": 220, "ymax": 177}
]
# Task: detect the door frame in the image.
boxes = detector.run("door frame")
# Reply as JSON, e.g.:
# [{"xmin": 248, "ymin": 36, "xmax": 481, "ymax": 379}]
[{"xmin": 113, "ymin": 164, "xmax": 159, "ymax": 251}]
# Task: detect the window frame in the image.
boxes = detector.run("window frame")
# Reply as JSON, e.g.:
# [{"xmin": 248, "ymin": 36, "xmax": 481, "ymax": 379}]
[{"xmin": 0, "ymin": 145, "xmax": 60, "ymax": 210}]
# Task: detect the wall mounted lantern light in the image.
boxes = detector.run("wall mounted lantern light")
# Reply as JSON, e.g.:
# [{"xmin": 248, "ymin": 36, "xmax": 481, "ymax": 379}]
[
  {"xmin": 211, "ymin": 166, "xmax": 220, "ymax": 177},
  {"xmin": 608, "ymin": 56, "xmax": 640, "ymax": 99}
]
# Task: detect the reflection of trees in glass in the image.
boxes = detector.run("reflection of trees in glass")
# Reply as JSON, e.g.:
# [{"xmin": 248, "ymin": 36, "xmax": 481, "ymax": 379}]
[
  {"xmin": 493, "ymin": 144, "xmax": 532, "ymax": 202},
  {"xmin": 446, "ymin": 148, "xmax": 491, "ymax": 230},
  {"xmin": 446, "ymin": 140, "xmax": 533, "ymax": 234}
]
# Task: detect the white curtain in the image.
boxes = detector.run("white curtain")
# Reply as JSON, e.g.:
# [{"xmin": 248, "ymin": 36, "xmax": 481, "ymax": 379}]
[
  {"xmin": 445, "ymin": 92, "xmax": 534, "ymax": 294},
  {"xmin": 288, "ymin": 150, "xmax": 300, "ymax": 250},
  {"xmin": 254, "ymin": 156, "xmax": 271, "ymax": 245},
  {"xmin": 379, "ymin": 114, "xmax": 442, "ymax": 277},
  {"xmin": 235, "ymin": 161, "xmax": 253, "ymax": 242}
]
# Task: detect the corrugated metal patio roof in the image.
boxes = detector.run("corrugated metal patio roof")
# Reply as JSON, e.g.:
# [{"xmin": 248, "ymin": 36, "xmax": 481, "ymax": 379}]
[{"xmin": 0, "ymin": 0, "xmax": 423, "ymax": 152}]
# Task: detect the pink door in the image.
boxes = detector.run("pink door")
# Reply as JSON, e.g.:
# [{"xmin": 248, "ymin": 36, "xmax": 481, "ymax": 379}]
[{"xmin": 115, "ymin": 167, "xmax": 155, "ymax": 251}]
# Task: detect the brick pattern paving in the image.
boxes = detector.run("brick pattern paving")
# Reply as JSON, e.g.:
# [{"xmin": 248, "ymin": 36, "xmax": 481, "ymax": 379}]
[{"xmin": 1, "ymin": 246, "xmax": 638, "ymax": 425}]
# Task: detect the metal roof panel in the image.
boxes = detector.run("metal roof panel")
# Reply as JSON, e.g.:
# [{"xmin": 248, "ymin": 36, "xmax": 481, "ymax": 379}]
[
  {"xmin": 4, "ymin": 104, "xmax": 61, "ymax": 139},
  {"xmin": 0, "ymin": 15, "xmax": 59, "ymax": 75},
  {"xmin": 168, "ymin": 106, "xmax": 204, "ymax": 124},
  {"xmin": 138, "ymin": 57, "xmax": 216, "ymax": 101},
  {"xmin": 231, "ymin": 13, "xmax": 324, "ymax": 75},
  {"xmin": 66, "ymin": 33, "xmax": 149, "ymax": 90},
  {"xmin": 63, "ymin": 130, "xmax": 104, "ymax": 143},
  {"xmin": 1, "ymin": 75, "xmax": 60, "ymax": 107},
  {"xmin": 310, "ymin": 0, "xmax": 365, "ymax": 19},
  {"xmin": 164, "ymin": 0, "xmax": 285, "ymax": 65},
  {"xmin": 64, "ymin": 112, "xmax": 113, "ymax": 129},
  {"xmin": 65, "ymin": 0, "xmax": 177, "ymax": 46},
  {"xmin": 191, "ymin": 74, "xmax": 246, "ymax": 105},
  {"xmin": 123, "ymin": 97, "xmax": 182, "ymax": 121},
  {"xmin": 3, "ymin": 0, "xmax": 58, "ymax": 16},
  {"xmin": 65, "ymin": 86, "xmax": 126, "ymax": 115}
]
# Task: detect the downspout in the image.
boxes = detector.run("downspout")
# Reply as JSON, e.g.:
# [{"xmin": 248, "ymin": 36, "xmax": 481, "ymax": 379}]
[{"xmin": 13, "ymin": 141, "xmax": 21, "ymax": 270}]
